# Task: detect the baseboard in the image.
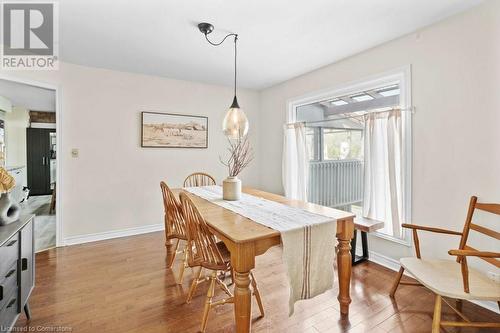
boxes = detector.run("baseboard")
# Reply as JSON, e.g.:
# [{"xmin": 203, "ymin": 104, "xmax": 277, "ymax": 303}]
[
  {"xmin": 63, "ymin": 223, "xmax": 164, "ymax": 246},
  {"xmin": 354, "ymin": 246, "xmax": 401, "ymax": 271},
  {"xmin": 356, "ymin": 246, "xmax": 500, "ymax": 314}
]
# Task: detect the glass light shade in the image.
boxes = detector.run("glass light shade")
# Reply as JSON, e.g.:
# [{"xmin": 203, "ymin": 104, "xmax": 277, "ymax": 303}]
[{"xmin": 222, "ymin": 97, "xmax": 249, "ymax": 139}]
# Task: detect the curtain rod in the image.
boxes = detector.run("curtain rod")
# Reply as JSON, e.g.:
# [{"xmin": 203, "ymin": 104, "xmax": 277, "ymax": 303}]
[{"xmin": 285, "ymin": 106, "xmax": 415, "ymax": 128}]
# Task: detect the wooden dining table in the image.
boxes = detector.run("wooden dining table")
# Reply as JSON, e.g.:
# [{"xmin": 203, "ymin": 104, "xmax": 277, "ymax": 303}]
[{"xmin": 171, "ymin": 187, "xmax": 355, "ymax": 333}]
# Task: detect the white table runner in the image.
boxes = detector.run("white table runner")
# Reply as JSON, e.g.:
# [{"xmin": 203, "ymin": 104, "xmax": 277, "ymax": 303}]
[{"xmin": 184, "ymin": 185, "xmax": 337, "ymax": 315}]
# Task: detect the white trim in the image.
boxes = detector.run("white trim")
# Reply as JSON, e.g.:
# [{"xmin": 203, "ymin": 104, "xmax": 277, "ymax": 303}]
[
  {"xmin": 287, "ymin": 66, "xmax": 412, "ymax": 122},
  {"xmin": 360, "ymin": 247, "xmax": 500, "ymax": 314},
  {"xmin": 55, "ymin": 85, "xmax": 63, "ymax": 246},
  {"xmin": 63, "ymin": 223, "xmax": 164, "ymax": 246},
  {"xmin": 287, "ymin": 66, "xmax": 413, "ymax": 246},
  {"xmin": 0, "ymin": 73, "xmax": 63, "ymax": 247},
  {"xmin": 30, "ymin": 122, "xmax": 56, "ymax": 129},
  {"xmin": 355, "ymin": 246, "xmax": 401, "ymax": 271}
]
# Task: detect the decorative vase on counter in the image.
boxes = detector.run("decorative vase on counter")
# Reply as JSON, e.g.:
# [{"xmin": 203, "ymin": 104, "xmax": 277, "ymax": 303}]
[
  {"xmin": 223, "ymin": 176, "xmax": 241, "ymax": 201},
  {"xmin": 0, "ymin": 192, "xmax": 20, "ymax": 226}
]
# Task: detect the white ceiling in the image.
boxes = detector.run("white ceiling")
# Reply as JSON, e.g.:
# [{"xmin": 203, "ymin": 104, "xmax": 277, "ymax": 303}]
[
  {"xmin": 0, "ymin": 79, "xmax": 56, "ymax": 112},
  {"xmin": 60, "ymin": 0, "xmax": 482, "ymax": 89}
]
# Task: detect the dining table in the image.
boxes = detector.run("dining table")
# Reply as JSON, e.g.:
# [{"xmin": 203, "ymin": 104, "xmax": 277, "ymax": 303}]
[{"xmin": 171, "ymin": 187, "xmax": 355, "ymax": 333}]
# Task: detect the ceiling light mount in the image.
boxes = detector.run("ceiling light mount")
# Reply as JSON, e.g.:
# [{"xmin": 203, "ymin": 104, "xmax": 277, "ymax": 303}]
[{"xmin": 198, "ymin": 22, "xmax": 214, "ymax": 35}]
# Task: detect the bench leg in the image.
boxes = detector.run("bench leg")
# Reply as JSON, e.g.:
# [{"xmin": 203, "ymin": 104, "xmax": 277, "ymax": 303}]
[
  {"xmin": 350, "ymin": 230, "xmax": 357, "ymax": 265},
  {"xmin": 361, "ymin": 231, "xmax": 369, "ymax": 260},
  {"xmin": 351, "ymin": 231, "xmax": 369, "ymax": 265}
]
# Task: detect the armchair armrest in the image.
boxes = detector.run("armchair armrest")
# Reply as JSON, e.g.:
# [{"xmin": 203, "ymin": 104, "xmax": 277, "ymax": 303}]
[
  {"xmin": 448, "ymin": 249, "xmax": 500, "ymax": 258},
  {"xmin": 402, "ymin": 224, "xmax": 462, "ymax": 236},
  {"xmin": 402, "ymin": 224, "xmax": 462, "ymax": 259},
  {"xmin": 447, "ymin": 249, "xmax": 500, "ymax": 294}
]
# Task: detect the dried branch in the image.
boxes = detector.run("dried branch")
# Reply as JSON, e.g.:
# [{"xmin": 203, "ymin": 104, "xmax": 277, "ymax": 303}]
[{"xmin": 219, "ymin": 136, "xmax": 254, "ymax": 177}]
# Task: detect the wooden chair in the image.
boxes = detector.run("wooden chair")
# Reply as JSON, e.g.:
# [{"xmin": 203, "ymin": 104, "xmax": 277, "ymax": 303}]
[
  {"xmin": 179, "ymin": 191, "xmax": 264, "ymax": 332},
  {"xmin": 160, "ymin": 181, "xmax": 190, "ymax": 284},
  {"xmin": 183, "ymin": 172, "xmax": 216, "ymax": 187},
  {"xmin": 390, "ymin": 196, "xmax": 500, "ymax": 332}
]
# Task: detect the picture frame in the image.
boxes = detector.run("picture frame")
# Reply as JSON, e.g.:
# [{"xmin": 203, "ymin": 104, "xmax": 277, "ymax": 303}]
[{"xmin": 141, "ymin": 111, "xmax": 208, "ymax": 148}]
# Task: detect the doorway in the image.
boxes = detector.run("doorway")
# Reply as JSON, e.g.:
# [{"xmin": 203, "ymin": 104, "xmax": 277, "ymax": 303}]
[{"xmin": 0, "ymin": 77, "xmax": 58, "ymax": 252}]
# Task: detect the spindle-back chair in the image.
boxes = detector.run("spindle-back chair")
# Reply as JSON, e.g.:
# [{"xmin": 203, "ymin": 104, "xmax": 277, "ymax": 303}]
[
  {"xmin": 183, "ymin": 172, "xmax": 216, "ymax": 187},
  {"xmin": 179, "ymin": 191, "xmax": 264, "ymax": 332},
  {"xmin": 160, "ymin": 181, "xmax": 190, "ymax": 284}
]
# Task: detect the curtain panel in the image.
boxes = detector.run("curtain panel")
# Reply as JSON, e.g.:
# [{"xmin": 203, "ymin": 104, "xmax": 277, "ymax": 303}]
[
  {"xmin": 362, "ymin": 110, "xmax": 403, "ymax": 238},
  {"xmin": 282, "ymin": 123, "xmax": 309, "ymax": 201}
]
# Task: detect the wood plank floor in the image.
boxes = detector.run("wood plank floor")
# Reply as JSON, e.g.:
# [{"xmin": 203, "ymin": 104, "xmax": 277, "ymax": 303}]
[{"xmin": 15, "ymin": 231, "xmax": 499, "ymax": 332}]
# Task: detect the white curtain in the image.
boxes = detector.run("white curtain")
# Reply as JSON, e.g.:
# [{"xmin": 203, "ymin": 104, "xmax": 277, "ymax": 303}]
[
  {"xmin": 282, "ymin": 123, "xmax": 309, "ymax": 201},
  {"xmin": 362, "ymin": 110, "xmax": 403, "ymax": 238}
]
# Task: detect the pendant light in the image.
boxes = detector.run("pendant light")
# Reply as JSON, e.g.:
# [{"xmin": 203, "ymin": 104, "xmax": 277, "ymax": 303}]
[{"xmin": 198, "ymin": 22, "xmax": 249, "ymax": 139}]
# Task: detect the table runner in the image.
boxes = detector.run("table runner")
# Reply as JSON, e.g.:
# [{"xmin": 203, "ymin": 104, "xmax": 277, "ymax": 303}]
[{"xmin": 184, "ymin": 185, "xmax": 337, "ymax": 315}]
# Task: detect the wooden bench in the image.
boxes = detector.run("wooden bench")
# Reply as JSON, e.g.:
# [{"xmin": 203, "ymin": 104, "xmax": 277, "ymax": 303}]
[{"xmin": 351, "ymin": 218, "xmax": 384, "ymax": 265}]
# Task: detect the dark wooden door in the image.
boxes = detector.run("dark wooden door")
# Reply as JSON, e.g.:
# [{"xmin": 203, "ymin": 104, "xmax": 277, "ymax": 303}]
[{"xmin": 27, "ymin": 128, "xmax": 54, "ymax": 195}]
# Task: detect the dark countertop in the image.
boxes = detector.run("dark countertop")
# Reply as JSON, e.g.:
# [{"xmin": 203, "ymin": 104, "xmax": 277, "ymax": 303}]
[{"xmin": 0, "ymin": 214, "xmax": 35, "ymax": 246}]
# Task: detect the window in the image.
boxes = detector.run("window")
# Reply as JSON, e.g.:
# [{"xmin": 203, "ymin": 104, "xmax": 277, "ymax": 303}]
[
  {"xmin": 322, "ymin": 129, "xmax": 363, "ymax": 161},
  {"xmin": 290, "ymin": 66, "xmax": 412, "ymax": 245}
]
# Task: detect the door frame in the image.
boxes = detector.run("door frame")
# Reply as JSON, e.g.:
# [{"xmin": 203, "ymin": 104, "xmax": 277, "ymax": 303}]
[{"xmin": 0, "ymin": 73, "xmax": 63, "ymax": 247}]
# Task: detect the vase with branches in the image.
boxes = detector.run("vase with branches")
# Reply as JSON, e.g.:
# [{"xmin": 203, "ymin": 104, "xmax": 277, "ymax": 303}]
[{"xmin": 220, "ymin": 136, "xmax": 254, "ymax": 200}]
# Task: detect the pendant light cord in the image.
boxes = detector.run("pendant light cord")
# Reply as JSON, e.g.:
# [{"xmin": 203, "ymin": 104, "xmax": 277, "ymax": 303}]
[
  {"xmin": 233, "ymin": 35, "xmax": 237, "ymax": 97},
  {"xmin": 204, "ymin": 32, "xmax": 239, "ymax": 97}
]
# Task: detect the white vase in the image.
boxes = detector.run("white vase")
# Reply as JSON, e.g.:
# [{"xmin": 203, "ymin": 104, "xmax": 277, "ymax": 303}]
[
  {"xmin": 223, "ymin": 176, "xmax": 241, "ymax": 201},
  {"xmin": 0, "ymin": 192, "xmax": 21, "ymax": 226}
]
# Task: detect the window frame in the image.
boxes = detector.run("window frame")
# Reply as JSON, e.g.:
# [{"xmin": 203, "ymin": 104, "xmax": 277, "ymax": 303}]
[
  {"xmin": 287, "ymin": 66, "xmax": 413, "ymax": 246},
  {"xmin": 306, "ymin": 127, "xmax": 321, "ymax": 161}
]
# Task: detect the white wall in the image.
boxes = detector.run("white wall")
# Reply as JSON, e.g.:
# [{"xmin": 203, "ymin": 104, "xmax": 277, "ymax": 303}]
[
  {"xmin": 259, "ymin": 0, "xmax": 500, "ymax": 268},
  {"xmin": 0, "ymin": 95, "xmax": 12, "ymax": 112},
  {"xmin": 5, "ymin": 106, "xmax": 29, "ymax": 184},
  {"xmin": 0, "ymin": 1, "xmax": 496, "ymax": 279},
  {"xmin": 0, "ymin": 63, "xmax": 261, "ymax": 239}
]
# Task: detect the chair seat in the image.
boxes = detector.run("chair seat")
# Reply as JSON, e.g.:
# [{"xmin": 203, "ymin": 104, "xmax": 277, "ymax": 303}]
[{"xmin": 400, "ymin": 257, "xmax": 500, "ymax": 301}]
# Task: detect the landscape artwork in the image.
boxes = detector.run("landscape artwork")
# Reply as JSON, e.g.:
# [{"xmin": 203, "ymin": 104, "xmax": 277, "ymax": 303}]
[{"xmin": 141, "ymin": 112, "xmax": 208, "ymax": 148}]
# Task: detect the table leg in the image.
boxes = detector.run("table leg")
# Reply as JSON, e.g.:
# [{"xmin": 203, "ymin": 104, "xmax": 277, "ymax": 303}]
[
  {"xmin": 231, "ymin": 243, "xmax": 255, "ymax": 333},
  {"xmin": 337, "ymin": 218, "xmax": 354, "ymax": 315},
  {"xmin": 234, "ymin": 271, "xmax": 252, "ymax": 332}
]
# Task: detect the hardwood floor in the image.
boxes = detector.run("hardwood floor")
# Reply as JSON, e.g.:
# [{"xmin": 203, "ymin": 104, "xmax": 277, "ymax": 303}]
[{"xmin": 14, "ymin": 232, "xmax": 499, "ymax": 332}]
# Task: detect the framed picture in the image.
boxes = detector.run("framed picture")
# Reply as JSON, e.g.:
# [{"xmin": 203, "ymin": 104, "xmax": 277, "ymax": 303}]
[{"xmin": 141, "ymin": 112, "xmax": 208, "ymax": 148}]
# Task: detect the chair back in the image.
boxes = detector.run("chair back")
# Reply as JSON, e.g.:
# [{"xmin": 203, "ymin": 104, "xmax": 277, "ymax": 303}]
[
  {"xmin": 160, "ymin": 181, "xmax": 186, "ymax": 240},
  {"xmin": 183, "ymin": 172, "xmax": 216, "ymax": 187},
  {"xmin": 458, "ymin": 196, "xmax": 500, "ymax": 268},
  {"xmin": 179, "ymin": 191, "xmax": 226, "ymax": 270}
]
